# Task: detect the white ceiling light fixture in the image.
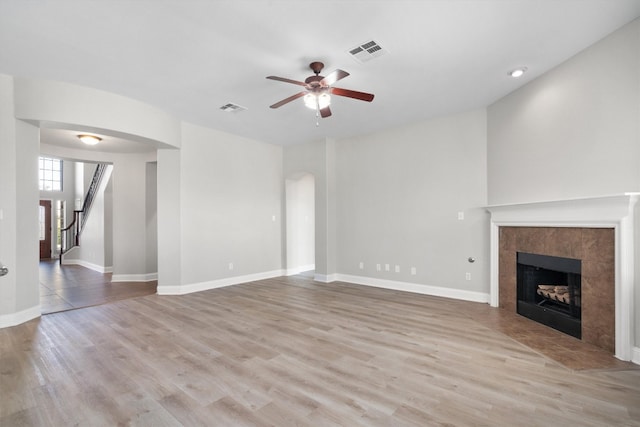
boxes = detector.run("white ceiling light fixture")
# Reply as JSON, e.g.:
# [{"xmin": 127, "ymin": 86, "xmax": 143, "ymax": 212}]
[
  {"xmin": 304, "ymin": 92, "xmax": 331, "ymax": 110},
  {"xmin": 509, "ymin": 67, "xmax": 528, "ymax": 78},
  {"xmin": 77, "ymin": 134, "xmax": 102, "ymax": 145}
]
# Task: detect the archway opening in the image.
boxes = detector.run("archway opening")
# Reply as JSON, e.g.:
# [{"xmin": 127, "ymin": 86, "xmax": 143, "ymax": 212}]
[{"xmin": 285, "ymin": 173, "xmax": 315, "ymax": 275}]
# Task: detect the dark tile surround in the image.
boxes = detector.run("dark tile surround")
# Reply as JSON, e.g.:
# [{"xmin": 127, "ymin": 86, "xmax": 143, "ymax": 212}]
[{"xmin": 498, "ymin": 227, "xmax": 615, "ymax": 353}]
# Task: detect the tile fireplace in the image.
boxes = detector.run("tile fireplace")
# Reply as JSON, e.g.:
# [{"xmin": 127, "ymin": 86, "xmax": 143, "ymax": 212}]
[{"xmin": 487, "ymin": 194, "xmax": 639, "ymax": 362}]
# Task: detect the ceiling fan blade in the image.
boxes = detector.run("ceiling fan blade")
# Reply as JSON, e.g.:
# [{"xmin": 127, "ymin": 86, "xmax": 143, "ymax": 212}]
[
  {"xmin": 269, "ymin": 91, "xmax": 307, "ymax": 109},
  {"xmin": 266, "ymin": 76, "xmax": 307, "ymax": 86},
  {"xmin": 321, "ymin": 69, "xmax": 349, "ymax": 86},
  {"xmin": 319, "ymin": 106, "xmax": 332, "ymax": 118},
  {"xmin": 331, "ymin": 87, "xmax": 375, "ymax": 102}
]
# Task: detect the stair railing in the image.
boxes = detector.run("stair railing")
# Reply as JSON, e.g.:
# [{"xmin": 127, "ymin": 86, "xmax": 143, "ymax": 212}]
[{"xmin": 60, "ymin": 163, "xmax": 108, "ymax": 261}]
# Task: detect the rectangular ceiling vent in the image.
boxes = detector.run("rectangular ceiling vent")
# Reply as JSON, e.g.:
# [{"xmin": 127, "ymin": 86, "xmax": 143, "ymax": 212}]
[
  {"xmin": 219, "ymin": 103, "xmax": 247, "ymax": 112},
  {"xmin": 348, "ymin": 40, "xmax": 386, "ymax": 63}
]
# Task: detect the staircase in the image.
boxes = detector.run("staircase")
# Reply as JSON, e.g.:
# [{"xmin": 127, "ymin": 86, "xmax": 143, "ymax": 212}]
[{"xmin": 60, "ymin": 163, "xmax": 109, "ymax": 263}]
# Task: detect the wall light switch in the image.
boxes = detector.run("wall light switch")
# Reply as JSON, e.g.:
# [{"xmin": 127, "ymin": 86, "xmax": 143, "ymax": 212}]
[
  {"xmin": 395, "ymin": 265, "xmax": 400, "ymax": 273},
  {"xmin": 465, "ymin": 272, "xmax": 471, "ymax": 281},
  {"xmin": 359, "ymin": 262, "xmax": 364, "ymax": 269},
  {"xmin": 411, "ymin": 267, "xmax": 417, "ymax": 275},
  {"xmin": 376, "ymin": 264, "xmax": 381, "ymax": 271},
  {"xmin": 385, "ymin": 264, "xmax": 390, "ymax": 271},
  {"xmin": 458, "ymin": 211, "xmax": 464, "ymax": 220}
]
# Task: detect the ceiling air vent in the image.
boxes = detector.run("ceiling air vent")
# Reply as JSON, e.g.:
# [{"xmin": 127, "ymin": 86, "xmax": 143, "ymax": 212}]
[
  {"xmin": 348, "ymin": 40, "xmax": 386, "ymax": 63},
  {"xmin": 219, "ymin": 103, "xmax": 247, "ymax": 112}
]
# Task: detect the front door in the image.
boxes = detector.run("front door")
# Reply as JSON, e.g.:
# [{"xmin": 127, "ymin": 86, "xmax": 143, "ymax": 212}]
[{"xmin": 39, "ymin": 200, "xmax": 52, "ymax": 259}]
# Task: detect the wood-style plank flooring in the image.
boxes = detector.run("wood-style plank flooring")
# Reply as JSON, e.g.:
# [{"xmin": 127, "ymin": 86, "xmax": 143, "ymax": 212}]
[
  {"xmin": 39, "ymin": 260, "xmax": 157, "ymax": 314},
  {"xmin": 3, "ymin": 275, "xmax": 640, "ymax": 426}
]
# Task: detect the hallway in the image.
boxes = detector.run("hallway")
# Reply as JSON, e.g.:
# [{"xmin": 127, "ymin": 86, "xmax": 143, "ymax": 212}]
[{"xmin": 39, "ymin": 260, "xmax": 157, "ymax": 314}]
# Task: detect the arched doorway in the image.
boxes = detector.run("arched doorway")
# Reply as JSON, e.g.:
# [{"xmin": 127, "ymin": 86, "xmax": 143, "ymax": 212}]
[{"xmin": 285, "ymin": 173, "xmax": 315, "ymax": 275}]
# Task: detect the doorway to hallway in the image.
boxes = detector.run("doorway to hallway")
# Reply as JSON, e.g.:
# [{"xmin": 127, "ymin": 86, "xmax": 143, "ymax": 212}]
[{"xmin": 39, "ymin": 260, "xmax": 156, "ymax": 314}]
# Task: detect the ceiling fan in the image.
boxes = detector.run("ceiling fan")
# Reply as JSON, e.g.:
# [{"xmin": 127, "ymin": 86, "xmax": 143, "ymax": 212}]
[{"xmin": 266, "ymin": 61, "xmax": 374, "ymax": 118}]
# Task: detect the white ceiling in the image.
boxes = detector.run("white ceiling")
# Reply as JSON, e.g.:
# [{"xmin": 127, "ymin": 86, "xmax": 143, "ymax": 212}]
[{"xmin": 1, "ymin": 0, "xmax": 640, "ymax": 151}]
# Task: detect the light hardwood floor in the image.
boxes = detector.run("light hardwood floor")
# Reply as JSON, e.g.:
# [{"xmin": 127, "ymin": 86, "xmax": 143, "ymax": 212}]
[{"xmin": 2, "ymin": 275, "xmax": 639, "ymax": 426}]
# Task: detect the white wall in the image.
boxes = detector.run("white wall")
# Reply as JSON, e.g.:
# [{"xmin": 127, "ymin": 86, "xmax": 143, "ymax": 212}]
[
  {"xmin": 146, "ymin": 162, "xmax": 158, "ymax": 275},
  {"xmin": 157, "ymin": 148, "xmax": 181, "ymax": 289},
  {"xmin": 488, "ymin": 19, "xmax": 640, "ymax": 205},
  {"xmin": 0, "ymin": 74, "xmax": 41, "ymax": 326},
  {"xmin": 164, "ymin": 122, "xmax": 282, "ymax": 292},
  {"xmin": 335, "ymin": 109, "xmax": 489, "ymax": 299},
  {"xmin": 111, "ymin": 153, "xmax": 156, "ymax": 281}
]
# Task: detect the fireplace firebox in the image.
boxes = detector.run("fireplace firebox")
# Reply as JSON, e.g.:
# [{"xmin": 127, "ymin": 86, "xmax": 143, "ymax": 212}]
[{"xmin": 516, "ymin": 252, "xmax": 581, "ymax": 339}]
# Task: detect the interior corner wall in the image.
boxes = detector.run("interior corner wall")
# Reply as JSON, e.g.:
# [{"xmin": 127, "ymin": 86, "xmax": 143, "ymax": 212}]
[
  {"xmin": 157, "ymin": 148, "xmax": 181, "ymax": 289},
  {"xmin": 145, "ymin": 162, "xmax": 158, "ymax": 275},
  {"xmin": 335, "ymin": 109, "xmax": 489, "ymax": 296},
  {"xmin": 487, "ymin": 18, "xmax": 640, "ymax": 206},
  {"xmin": 178, "ymin": 122, "xmax": 282, "ymax": 287}
]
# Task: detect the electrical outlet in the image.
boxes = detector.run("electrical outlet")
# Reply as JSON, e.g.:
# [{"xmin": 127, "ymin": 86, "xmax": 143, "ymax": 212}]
[
  {"xmin": 359, "ymin": 262, "xmax": 364, "ymax": 270},
  {"xmin": 411, "ymin": 267, "xmax": 417, "ymax": 275},
  {"xmin": 465, "ymin": 272, "xmax": 471, "ymax": 281},
  {"xmin": 376, "ymin": 264, "xmax": 381, "ymax": 271},
  {"xmin": 385, "ymin": 264, "xmax": 390, "ymax": 271},
  {"xmin": 395, "ymin": 265, "xmax": 400, "ymax": 273},
  {"xmin": 229, "ymin": 262, "xmax": 234, "ymax": 270},
  {"xmin": 458, "ymin": 211, "xmax": 464, "ymax": 220}
]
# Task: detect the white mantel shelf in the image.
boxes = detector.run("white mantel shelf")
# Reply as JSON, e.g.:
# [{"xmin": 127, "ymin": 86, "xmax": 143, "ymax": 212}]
[{"xmin": 486, "ymin": 193, "xmax": 640, "ymax": 362}]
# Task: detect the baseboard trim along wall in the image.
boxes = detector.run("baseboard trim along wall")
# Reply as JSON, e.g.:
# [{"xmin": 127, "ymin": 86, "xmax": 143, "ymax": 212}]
[
  {"xmin": 335, "ymin": 274, "xmax": 491, "ymax": 304},
  {"xmin": 157, "ymin": 269, "xmax": 285, "ymax": 295},
  {"xmin": 0, "ymin": 305, "xmax": 41, "ymax": 329},
  {"xmin": 111, "ymin": 272, "xmax": 158, "ymax": 282},
  {"xmin": 633, "ymin": 347, "xmax": 640, "ymax": 365},
  {"xmin": 285, "ymin": 264, "xmax": 315, "ymax": 276},
  {"xmin": 314, "ymin": 273, "xmax": 337, "ymax": 283},
  {"xmin": 61, "ymin": 259, "xmax": 113, "ymax": 274}
]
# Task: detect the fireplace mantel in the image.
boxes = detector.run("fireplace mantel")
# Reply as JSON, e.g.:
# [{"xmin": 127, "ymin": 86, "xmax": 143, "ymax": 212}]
[{"xmin": 487, "ymin": 193, "xmax": 640, "ymax": 362}]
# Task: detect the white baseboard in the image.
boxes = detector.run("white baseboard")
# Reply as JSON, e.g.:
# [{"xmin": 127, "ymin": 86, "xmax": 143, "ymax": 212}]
[
  {"xmin": 0, "ymin": 305, "xmax": 41, "ymax": 329},
  {"xmin": 111, "ymin": 272, "xmax": 158, "ymax": 282},
  {"xmin": 157, "ymin": 269, "xmax": 285, "ymax": 295},
  {"xmin": 335, "ymin": 274, "xmax": 491, "ymax": 304},
  {"xmin": 286, "ymin": 264, "xmax": 316, "ymax": 276},
  {"xmin": 632, "ymin": 347, "xmax": 640, "ymax": 365},
  {"xmin": 314, "ymin": 273, "xmax": 337, "ymax": 283},
  {"xmin": 61, "ymin": 259, "xmax": 113, "ymax": 274}
]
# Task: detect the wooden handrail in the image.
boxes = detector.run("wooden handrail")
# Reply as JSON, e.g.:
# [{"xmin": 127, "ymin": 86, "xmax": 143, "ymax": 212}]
[{"xmin": 59, "ymin": 164, "xmax": 108, "ymax": 263}]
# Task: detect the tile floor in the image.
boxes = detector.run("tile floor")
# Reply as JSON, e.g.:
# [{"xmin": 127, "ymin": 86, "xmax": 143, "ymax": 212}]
[{"xmin": 39, "ymin": 259, "xmax": 157, "ymax": 314}]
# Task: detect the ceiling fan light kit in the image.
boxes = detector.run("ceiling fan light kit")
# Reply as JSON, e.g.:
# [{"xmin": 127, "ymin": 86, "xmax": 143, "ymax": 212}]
[{"xmin": 266, "ymin": 61, "xmax": 374, "ymax": 120}]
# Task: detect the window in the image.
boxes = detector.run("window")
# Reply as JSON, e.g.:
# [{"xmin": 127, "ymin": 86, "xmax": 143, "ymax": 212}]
[
  {"xmin": 56, "ymin": 200, "xmax": 65, "ymax": 251},
  {"xmin": 39, "ymin": 157, "xmax": 63, "ymax": 191}
]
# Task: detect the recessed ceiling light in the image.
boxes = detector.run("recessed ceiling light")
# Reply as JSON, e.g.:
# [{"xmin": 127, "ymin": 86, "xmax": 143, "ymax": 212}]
[
  {"xmin": 509, "ymin": 67, "xmax": 528, "ymax": 78},
  {"xmin": 77, "ymin": 134, "xmax": 101, "ymax": 145}
]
